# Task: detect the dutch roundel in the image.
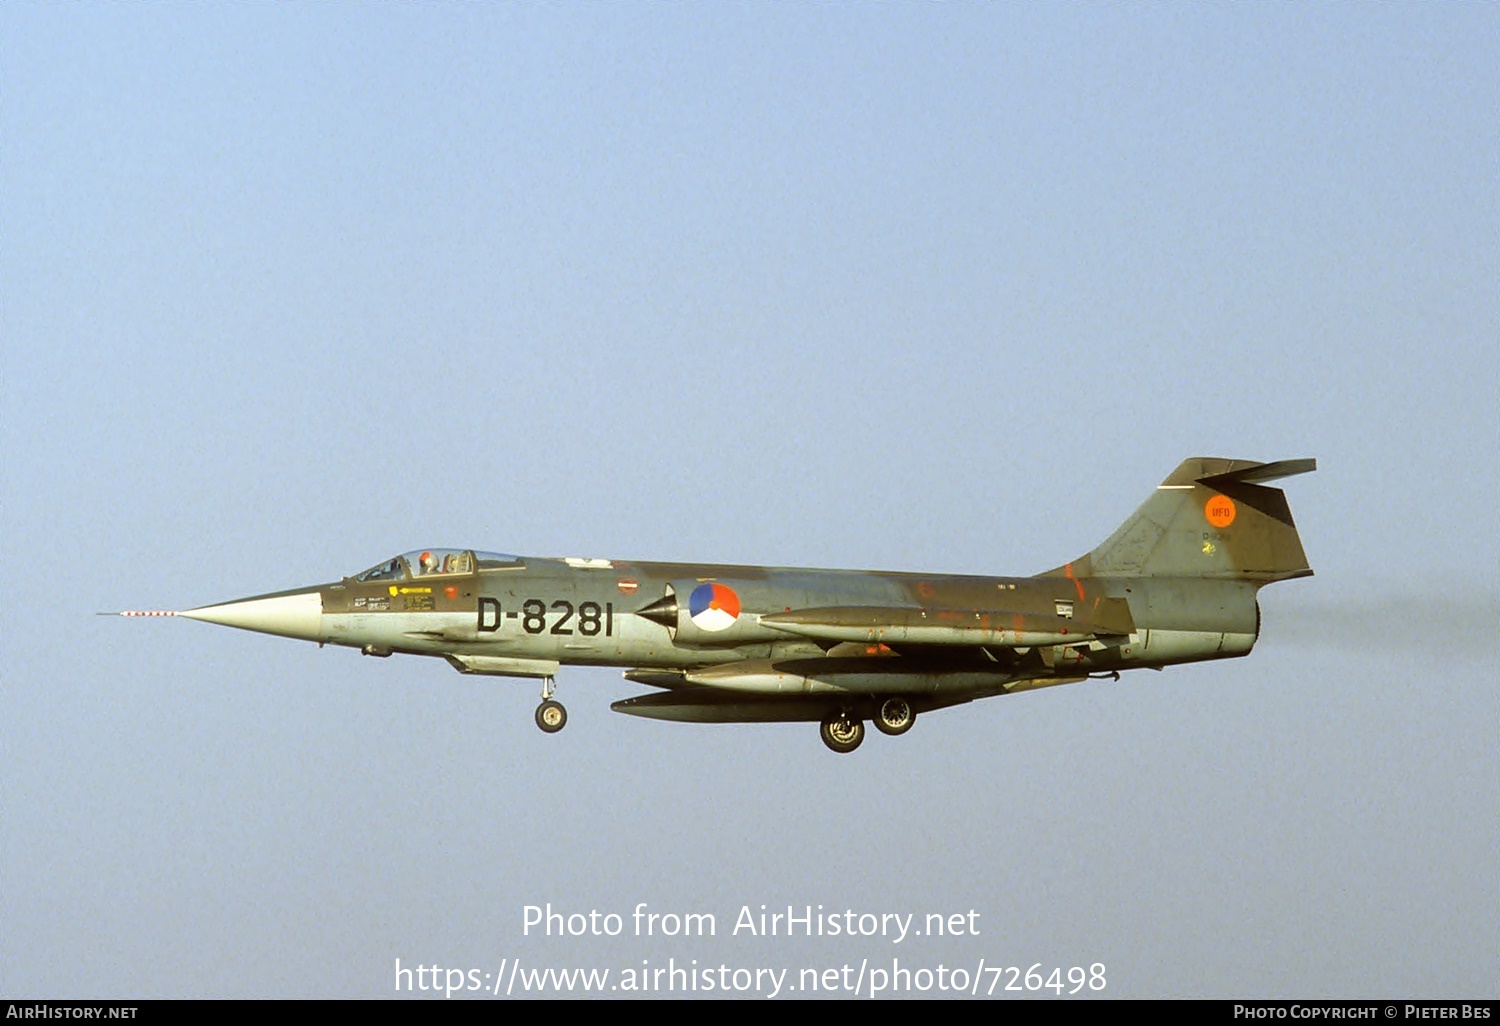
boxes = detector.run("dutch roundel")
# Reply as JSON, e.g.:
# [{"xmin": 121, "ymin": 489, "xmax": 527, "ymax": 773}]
[{"xmin": 688, "ymin": 582, "xmax": 741, "ymax": 632}]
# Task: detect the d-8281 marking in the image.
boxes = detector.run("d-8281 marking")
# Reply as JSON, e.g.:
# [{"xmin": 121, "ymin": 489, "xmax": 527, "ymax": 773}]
[{"xmin": 476, "ymin": 598, "xmax": 614, "ymax": 637}]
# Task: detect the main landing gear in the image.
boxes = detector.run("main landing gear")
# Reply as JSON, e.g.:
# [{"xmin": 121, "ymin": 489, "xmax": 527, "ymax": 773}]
[
  {"xmin": 535, "ymin": 676, "xmax": 567, "ymax": 733},
  {"xmin": 819, "ymin": 698, "xmax": 919, "ymax": 753},
  {"xmin": 819, "ymin": 712, "xmax": 865, "ymax": 754},
  {"xmin": 873, "ymin": 696, "xmax": 915, "ymax": 736}
]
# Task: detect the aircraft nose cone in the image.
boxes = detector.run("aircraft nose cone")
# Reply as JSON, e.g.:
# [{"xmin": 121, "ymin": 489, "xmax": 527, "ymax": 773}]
[{"xmin": 178, "ymin": 589, "xmax": 323, "ymax": 641}]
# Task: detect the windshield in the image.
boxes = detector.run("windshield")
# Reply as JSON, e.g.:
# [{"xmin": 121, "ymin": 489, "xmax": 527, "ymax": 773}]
[{"xmin": 354, "ymin": 555, "xmax": 408, "ymax": 582}]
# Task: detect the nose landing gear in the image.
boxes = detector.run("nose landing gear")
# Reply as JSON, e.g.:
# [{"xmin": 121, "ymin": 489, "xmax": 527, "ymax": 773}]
[{"xmin": 535, "ymin": 676, "xmax": 567, "ymax": 733}]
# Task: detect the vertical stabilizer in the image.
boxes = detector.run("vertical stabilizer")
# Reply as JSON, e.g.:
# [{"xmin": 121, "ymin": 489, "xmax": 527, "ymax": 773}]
[{"xmin": 1047, "ymin": 458, "xmax": 1315, "ymax": 584}]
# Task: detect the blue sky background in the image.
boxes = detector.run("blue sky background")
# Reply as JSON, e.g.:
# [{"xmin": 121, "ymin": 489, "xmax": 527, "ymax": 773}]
[{"xmin": 4, "ymin": 5, "xmax": 1496, "ymax": 998}]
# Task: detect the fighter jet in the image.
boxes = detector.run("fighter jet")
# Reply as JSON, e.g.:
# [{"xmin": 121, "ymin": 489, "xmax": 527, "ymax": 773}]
[{"xmin": 116, "ymin": 457, "xmax": 1314, "ymax": 753}]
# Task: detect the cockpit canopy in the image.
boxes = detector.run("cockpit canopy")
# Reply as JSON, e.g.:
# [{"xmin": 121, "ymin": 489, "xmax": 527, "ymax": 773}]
[{"xmin": 351, "ymin": 549, "xmax": 520, "ymax": 582}]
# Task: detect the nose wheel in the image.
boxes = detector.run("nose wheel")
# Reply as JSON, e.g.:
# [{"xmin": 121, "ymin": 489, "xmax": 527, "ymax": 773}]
[
  {"xmin": 535, "ymin": 699, "xmax": 567, "ymax": 733},
  {"xmin": 535, "ymin": 676, "xmax": 567, "ymax": 733}
]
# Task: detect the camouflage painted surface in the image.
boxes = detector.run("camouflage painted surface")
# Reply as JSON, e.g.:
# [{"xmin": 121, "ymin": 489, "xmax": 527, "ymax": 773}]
[{"xmin": 119, "ymin": 457, "xmax": 1315, "ymax": 752}]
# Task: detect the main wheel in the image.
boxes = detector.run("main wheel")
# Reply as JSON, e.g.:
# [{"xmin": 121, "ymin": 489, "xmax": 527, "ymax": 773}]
[
  {"xmin": 873, "ymin": 696, "xmax": 915, "ymax": 736},
  {"xmin": 535, "ymin": 699, "xmax": 567, "ymax": 733},
  {"xmin": 819, "ymin": 713, "xmax": 865, "ymax": 754}
]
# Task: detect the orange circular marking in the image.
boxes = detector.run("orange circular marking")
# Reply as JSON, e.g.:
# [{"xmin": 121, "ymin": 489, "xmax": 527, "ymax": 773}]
[{"xmin": 1205, "ymin": 495, "xmax": 1237, "ymax": 528}]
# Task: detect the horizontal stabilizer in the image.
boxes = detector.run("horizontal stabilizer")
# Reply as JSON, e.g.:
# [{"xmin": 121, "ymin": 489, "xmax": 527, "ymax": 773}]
[{"xmin": 1198, "ymin": 458, "xmax": 1316, "ymax": 487}]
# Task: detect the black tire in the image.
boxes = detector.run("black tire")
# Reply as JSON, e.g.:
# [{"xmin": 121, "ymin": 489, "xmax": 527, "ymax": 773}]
[
  {"xmin": 819, "ymin": 713, "xmax": 865, "ymax": 754},
  {"xmin": 873, "ymin": 696, "xmax": 915, "ymax": 736},
  {"xmin": 535, "ymin": 699, "xmax": 567, "ymax": 733}
]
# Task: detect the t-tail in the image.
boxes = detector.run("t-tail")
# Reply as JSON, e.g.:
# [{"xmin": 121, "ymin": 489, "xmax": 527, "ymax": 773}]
[{"xmin": 1049, "ymin": 457, "xmax": 1316, "ymax": 585}]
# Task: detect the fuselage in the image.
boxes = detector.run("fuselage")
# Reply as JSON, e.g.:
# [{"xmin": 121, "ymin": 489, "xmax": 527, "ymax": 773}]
[
  {"xmin": 135, "ymin": 455, "xmax": 1314, "ymax": 751},
  {"xmin": 183, "ymin": 549, "xmax": 1262, "ymax": 695}
]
